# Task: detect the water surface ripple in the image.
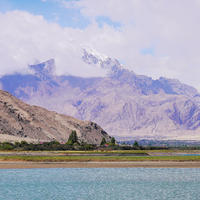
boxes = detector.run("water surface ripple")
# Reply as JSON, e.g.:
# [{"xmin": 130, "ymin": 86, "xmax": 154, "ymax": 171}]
[{"xmin": 0, "ymin": 168, "xmax": 200, "ymax": 200}]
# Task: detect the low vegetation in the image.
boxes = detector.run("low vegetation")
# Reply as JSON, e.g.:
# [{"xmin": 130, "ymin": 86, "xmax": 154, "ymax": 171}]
[
  {"xmin": 0, "ymin": 131, "xmax": 144, "ymax": 151},
  {"xmin": 1, "ymin": 155, "xmax": 200, "ymax": 162},
  {"xmin": 1, "ymin": 131, "xmax": 200, "ymax": 156},
  {"xmin": 0, "ymin": 140, "xmax": 164, "ymax": 151}
]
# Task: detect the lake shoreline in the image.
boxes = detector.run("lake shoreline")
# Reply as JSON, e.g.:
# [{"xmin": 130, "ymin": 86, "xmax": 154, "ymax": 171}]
[{"xmin": 0, "ymin": 161, "xmax": 200, "ymax": 169}]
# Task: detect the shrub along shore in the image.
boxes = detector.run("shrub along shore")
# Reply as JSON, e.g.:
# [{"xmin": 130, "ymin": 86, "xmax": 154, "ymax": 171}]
[{"xmin": 0, "ymin": 131, "xmax": 140, "ymax": 151}]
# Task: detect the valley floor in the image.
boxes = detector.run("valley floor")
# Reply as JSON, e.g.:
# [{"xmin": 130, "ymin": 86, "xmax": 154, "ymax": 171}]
[{"xmin": 0, "ymin": 150, "xmax": 200, "ymax": 168}]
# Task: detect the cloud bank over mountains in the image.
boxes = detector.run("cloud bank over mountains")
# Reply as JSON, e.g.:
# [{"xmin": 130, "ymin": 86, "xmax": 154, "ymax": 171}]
[{"xmin": 0, "ymin": 0, "xmax": 200, "ymax": 90}]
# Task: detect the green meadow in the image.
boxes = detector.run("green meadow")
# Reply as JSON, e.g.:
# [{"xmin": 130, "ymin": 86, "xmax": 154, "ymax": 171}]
[{"xmin": 1, "ymin": 149, "xmax": 200, "ymax": 162}]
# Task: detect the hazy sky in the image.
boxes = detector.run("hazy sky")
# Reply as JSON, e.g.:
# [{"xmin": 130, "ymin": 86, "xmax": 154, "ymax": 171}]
[{"xmin": 0, "ymin": 0, "xmax": 200, "ymax": 89}]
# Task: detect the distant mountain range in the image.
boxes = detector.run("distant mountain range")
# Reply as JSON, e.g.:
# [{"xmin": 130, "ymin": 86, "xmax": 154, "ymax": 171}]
[
  {"xmin": 1, "ymin": 49, "xmax": 200, "ymax": 140},
  {"xmin": 0, "ymin": 90, "xmax": 110, "ymax": 144}
]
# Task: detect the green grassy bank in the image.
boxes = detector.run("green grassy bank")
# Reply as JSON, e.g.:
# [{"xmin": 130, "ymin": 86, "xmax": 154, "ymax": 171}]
[{"xmin": 1, "ymin": 155, "xmax": 200, "ymax": 162}]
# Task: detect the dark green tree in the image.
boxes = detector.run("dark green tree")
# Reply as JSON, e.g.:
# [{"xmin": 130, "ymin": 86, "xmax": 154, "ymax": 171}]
[
  {"xmin": 133, "ymin": 141, "xmax": 140, "ymax": 149},
  {"xmin": 0, "ymin": 142, "xmax": 14, "ymax": 150},
  {"xmin": 133, "ymin": 141, "xmax": 139, "ymax": 146},
  {"xmin": 111, "ymin": 137, "xmax": 116, "ymax": 145},
  {"xmin": 20, "ymin": 141, "xmax": 28, "ymax": 147},
  {"xmin": 67, "ymin": 130, "xmax": 78, "ymax": 145},
  {"xmin": 100, "ymin": 137, "xmax": 106, "ymax": 146}
]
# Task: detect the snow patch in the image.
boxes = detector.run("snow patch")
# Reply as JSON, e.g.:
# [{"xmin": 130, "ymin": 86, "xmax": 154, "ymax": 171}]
[{"xmin": 82, "ymin": 47, "xmax": 108, "ymax": 61}]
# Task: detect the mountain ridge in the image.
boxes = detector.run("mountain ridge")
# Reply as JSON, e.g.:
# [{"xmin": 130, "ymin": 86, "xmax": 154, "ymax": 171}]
[
  {"xmin": 82, "ymin": 49, "xmax": 198, "ymax": 97},
  {"xmin": 1, "ymin": 49, "xmax": 200, "ymax": 140}
]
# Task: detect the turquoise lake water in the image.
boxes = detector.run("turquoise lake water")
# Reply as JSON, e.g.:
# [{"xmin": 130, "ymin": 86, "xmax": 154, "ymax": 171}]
[{"xmin": 0, "ymin": 168, "xmax": 200, "ymax": 200}]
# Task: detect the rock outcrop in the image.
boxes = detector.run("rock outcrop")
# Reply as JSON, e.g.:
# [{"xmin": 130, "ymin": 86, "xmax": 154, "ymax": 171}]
[{"xmin": 0, "ymin": 90, "xmax": 111, "ymax": 144}]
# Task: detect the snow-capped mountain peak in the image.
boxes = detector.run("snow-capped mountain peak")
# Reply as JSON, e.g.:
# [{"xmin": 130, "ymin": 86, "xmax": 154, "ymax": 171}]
[
  {"xmin": 82, "ymin": 47, "xmax": 108, "ymax": 62},
  {"xmin": 82, "ymin": 48, "xmax": 124, "ymax": 77}
]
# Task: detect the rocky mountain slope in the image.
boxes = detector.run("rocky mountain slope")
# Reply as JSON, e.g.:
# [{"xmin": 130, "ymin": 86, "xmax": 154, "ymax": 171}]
[
  {"xmin": 0, "ymin": 90, "xmax": 110, "ymax": 144},
  {"xmin": 1, "ymin": 49, "xmax": 200, "ymax": 140}
]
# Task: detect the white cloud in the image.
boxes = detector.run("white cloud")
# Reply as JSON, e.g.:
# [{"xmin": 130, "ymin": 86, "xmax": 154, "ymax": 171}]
[
  {"xmin": 0, "ymin": 10, "xmax": 107, "ymax": 77},
  {"xmin": 1, "ymin": 0, "xmax": 200, "ymax": 90},
  {"xmin": 62, "ymin": 0, "xmax": 200, "ymax": 89}
]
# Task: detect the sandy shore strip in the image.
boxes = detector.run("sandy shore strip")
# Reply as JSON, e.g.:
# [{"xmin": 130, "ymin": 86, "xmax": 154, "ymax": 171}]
[{"xmin": 0, "ymin": 161, "xmax": 200, "ymax": 169}]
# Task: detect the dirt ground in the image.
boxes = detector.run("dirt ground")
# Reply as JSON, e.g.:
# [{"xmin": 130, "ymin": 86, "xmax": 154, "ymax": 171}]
[{"xmin": 0, "ymin": 161, "xmax": 200, "ymax": 169}]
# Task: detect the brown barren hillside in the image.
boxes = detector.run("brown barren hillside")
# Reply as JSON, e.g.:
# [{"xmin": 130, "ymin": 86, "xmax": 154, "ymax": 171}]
[{"xmin": 0, "ymin": 90, "xmax": 111, "ymax": 144}]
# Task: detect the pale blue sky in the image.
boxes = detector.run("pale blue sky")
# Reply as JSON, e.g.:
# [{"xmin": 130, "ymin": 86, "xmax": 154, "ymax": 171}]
[
  {"xmin": 0, "ymin": 0, "xmax": 122, "ymax": 29},
  {"xmin": 0, "ymin": 0, "xmax": 90, "ymax": 28}
]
